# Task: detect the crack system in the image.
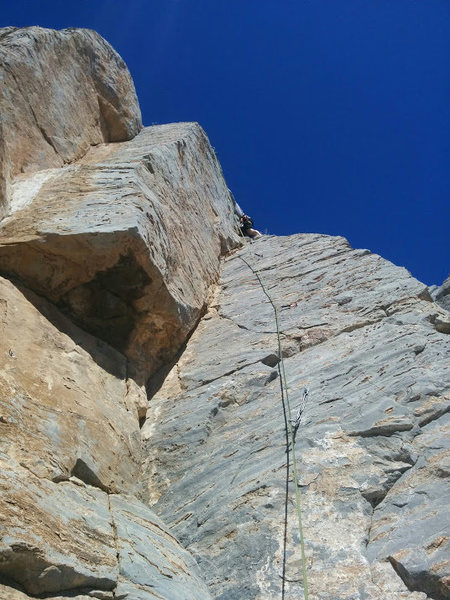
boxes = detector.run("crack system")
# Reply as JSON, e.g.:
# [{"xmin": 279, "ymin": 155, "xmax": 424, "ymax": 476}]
[{"xmin": 107, "ymin": 493, "xmax": 119, "ymax": 600}]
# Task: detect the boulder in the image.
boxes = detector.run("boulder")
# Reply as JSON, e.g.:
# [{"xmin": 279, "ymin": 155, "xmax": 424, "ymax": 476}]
[
  {"xmin": 0, "ymin": 26, "xmax": 142, "ymax": 217},
  {"xmin": 0, "ymin": 123, "xmax": 241, "ymax": 381}
]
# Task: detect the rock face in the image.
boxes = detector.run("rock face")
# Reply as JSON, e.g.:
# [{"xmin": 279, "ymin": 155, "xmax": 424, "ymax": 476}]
[
  {"xmin": 0, "ymin": 26, "xmax": 231, "ymax": 600},
  {"xmin": 0, "ymin": 122, "xmax": 240, "ymax": 381},
  {"xmin": 0, "ymin": 275, "xmax": 140, "ymax": 491},
  {"xmin": 431, "ymin": 275, "xmax": 450, "ymax": 313},
  {"xmin": 142, "ymin": 234, "xmax": 450, "ymax": 600},
  {"xmin": 0, "ymin": 26, "xmax": 142, "ymax": 217},
  {"xmin": 1, "ymin": 25, "xmax": 449, "ymax": 600},
  {"xmin": 0, "ymin": 275, "xmax": 211, "ymax": 599}
]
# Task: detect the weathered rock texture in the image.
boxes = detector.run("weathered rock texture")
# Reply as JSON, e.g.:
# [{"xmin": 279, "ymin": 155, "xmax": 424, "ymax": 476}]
[
  {"xmin": 431, "ymin": 275, "xmax": 450, "ymax": 313},
  {"xmin": 1, "ymin": 24, "xmax": 449, "ymax": 600},
  {"xmin": 0, "ymin": 122, "xmax": 240, "ymax": 380},
  {"xmin": 0, "ymin": 275, "xmax": 211, "ymax": 599},
  {"xmin": 0, "ymin": 26, "xmax": 142, "ymax": 217},
  {"xmin": 0, "ymin": 26, "xmax": 240, "ymax": 600},
  {"xmin": 142, "ymin": 234, "xmax": 450, "ymax": 600}
]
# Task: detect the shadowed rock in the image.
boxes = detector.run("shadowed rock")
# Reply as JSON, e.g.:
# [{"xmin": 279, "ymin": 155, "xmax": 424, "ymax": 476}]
[
  {"xmin": 0, "ymin": 123, "xmax": 241, "ymax": 381},
  {"xmin": 431, "ymin": 274, "xmax": 450, "ymax": 313}
]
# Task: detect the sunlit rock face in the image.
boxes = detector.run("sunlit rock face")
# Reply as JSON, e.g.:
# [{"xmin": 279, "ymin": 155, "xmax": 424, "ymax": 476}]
[
  {"xmin": 0, "ymin": 26, "xmax": 142, "ymax": 217},
  {"xmin": 0, "ymin": 273, "xmax": 212, "ymax": 599},
  {"xmin": 1, "ymin": 24, "xmax": 449, "ymax": 600},
  {"xmin": 430, "ymin": 275, "xmax": 450, "ymax": 314},
  {"xmin": 142, "ymin": 234, "xmax": 450, "ymax": 600},
  {"xmin": 0, "ymin": 122, "xmax": 241, "ymax": 381},
  {"xmin": 0, "ymin": 26, "xmax": 226, "ymax": 600}
]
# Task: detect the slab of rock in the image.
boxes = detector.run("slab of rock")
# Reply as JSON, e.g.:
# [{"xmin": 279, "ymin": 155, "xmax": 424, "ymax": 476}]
[
  {"xmin": 0, "ymin": 275, "xmax": 141, "ymax": 490},
  {"xmin": 0, "ymin": 457, "xmax": 117, "ymax": 595},
  {"xmin": 142, "ymin": 234, "xmax": 450, "ymax": 599},
  {"xmin": 367, "ymin": 413, "xmax": 450, "ymax": 600},
  {"xmin": 0, "ymin": 26, "xmax": 142, "ymax": 217},
  {"xmin": 0, "ymin": 123, "xmax": 241, "ymax": 380},
  {"xmin": 111, "ymin": 494, "xmax": 212, "ymax": 600},
  {"xmin": 0, "ymin": 275, "xmax": 211, "ymax": 598},
  {"xmin": 0, "ymin": 456, "xmax": 210, "ymax": 599}
]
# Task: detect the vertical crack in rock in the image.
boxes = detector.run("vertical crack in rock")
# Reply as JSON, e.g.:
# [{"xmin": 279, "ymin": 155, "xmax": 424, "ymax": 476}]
[{"xmin": 107, "ymin": 493, "xmax": 119, "ymax": 600}]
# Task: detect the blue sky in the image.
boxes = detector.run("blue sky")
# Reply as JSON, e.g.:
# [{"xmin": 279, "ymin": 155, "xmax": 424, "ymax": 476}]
[{"xmin": 2, "ymin": 1, "xmax": 449, "ymax": 285}]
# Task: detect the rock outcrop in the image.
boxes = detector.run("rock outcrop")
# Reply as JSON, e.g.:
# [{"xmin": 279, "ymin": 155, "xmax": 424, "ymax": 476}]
[
  {"xmin": 0, "ymin": 26, "xmax": 236, "ymax": 600},
  {"xmin": 0, "ymin": 122, "xmax": 240, "ymax": 381},
  {"xmin": 0, "ymin": 271, "xmax": 211, "ymax": 599},
  {"xmin": 1, "ymin": 25, "xmax": 449, "ymax": 600},
  {"xmin": 0, "ymin": 26, "xmax": 142, "ymax": 217},
  {"xmin": 142, "ymin": 235, "xmax": 450, "ymax": 600},
  {"xmin": 430, "ymin": 275, "xmax": 450, "ymax": 313}
]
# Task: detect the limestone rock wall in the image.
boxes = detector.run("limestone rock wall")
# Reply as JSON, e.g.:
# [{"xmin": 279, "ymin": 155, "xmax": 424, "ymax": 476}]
[
  {"xmin": 142, "ymin": 234, "xmax": 450, "ymax": 600},
  {"xmin": 0, "ymin": 26, "xmax": 239, "ymax": 600},
  {"xmin": 0, "ymin": 122, "xmax": 241, "ymax": 381},
  {"xmin": 0, "ymin": 26, "xmax": 142, "ymax": 217},
  {"xmin": 0, "ymin": 274, "xmax": 212, "ymax": 599},
  {"xmin": 1, "ymin": 24, "xmax": 449, "ymax": 600},
  {"xmin": 0, "ymin": 118, "xmax": 238, "ymax": 600}
]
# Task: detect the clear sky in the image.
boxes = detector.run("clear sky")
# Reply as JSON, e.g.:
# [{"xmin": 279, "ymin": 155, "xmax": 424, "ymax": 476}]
[{"xmin": 2, "ymin": 1, "xmax": 449, "ymax": 285}]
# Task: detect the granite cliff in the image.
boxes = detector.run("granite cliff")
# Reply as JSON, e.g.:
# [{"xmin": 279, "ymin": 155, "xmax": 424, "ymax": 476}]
[{"xmin": 0, "ymin": 27, "xmax": 449, "ymax": 600}]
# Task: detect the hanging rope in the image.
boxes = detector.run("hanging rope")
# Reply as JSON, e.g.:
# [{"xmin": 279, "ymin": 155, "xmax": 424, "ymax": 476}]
[{"xmin": 239, "ymin": 254, "xmax": 310, "ymax": 600}]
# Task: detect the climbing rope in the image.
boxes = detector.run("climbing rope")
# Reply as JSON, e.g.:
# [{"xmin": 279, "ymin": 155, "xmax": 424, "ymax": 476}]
[{"xmin": 239, "ymin": 254, "xmax": 310, "ymax": 600}]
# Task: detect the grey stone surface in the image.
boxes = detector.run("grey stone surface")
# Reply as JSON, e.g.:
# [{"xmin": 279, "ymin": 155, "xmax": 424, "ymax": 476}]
[
  {"xmin": 367, "ymin": 413, "xmax": 450, "ymax": 600},
  {"xmin": 0, "ymin": 26, "xmax": 142, "ymax": 216},
  {"xmin": 111, "ymin": 494, "xmax": 211, "ymax": 600},
  {"xmin": 0, "ymin": 456, "xmax": 117, "ymax": 595},
  {"xmin": 142, "ymin": 233, "xmax": 449, "ymax": 600},
  {"xmin": 0, "ymin": 456, "xmax": 210, "ymax": 599},
  {"xmin": 431, "ymin": 275, "xmax": 450, "ymax": 312}
]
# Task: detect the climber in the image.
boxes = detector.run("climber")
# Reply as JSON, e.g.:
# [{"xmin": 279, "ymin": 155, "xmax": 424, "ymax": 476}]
[{"xmin": 239, "ymin": 214, "xmax": 262, "ymax": 239}]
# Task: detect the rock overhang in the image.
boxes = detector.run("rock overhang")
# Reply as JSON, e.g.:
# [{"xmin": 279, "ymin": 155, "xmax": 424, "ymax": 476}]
[{"xmin": 0, "ymin": 123, "xmax": 241, "ymax": 381}]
